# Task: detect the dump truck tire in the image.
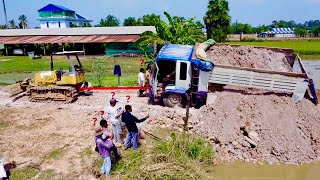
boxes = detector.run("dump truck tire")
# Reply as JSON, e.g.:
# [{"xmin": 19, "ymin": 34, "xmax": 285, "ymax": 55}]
[{"xmin": 163, "ymin": 93, "xmax": 186, "ymax": 108}]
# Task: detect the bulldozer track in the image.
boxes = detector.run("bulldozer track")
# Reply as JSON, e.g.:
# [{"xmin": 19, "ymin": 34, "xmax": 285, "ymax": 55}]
[{"xmin": 29, "ymin": 86, "xmax": 79, "ymax": 103}]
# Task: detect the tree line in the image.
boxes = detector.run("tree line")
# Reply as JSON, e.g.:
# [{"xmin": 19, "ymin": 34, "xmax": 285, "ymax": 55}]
[
  {"xmin": 230, "ymin": 20, "xmax": 320, "ymax": 37},
  {"xmin": 3, "ymin": 0, "xmax": 320, "ymax": 43},
  {"xmin": 0, "ymin": 14, "xmax": 28, "ymax": 29}
]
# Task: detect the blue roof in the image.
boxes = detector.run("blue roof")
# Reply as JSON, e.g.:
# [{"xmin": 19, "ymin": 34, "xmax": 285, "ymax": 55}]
[
  {"xmin": 76, "ymin": 13, "xmax": 86, "ymax": 20},
  {"xmin": 157, "ymin": 44, "xmax": 194, "ymax": 61},
  {"xmin": 38, "ymin": 4, "xmax": 75, "ymax": 12}
]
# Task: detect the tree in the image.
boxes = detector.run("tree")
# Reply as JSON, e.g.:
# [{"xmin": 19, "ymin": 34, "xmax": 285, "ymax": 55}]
[
  {"xmin": 230, "ymin": 22, "xmax": 256, "ymax": 34},
  {"xmin": 136, "ymin": 12, "xmax": 205, "ymax": 48},
  {"xmin": 204, "ymin": 0, "xmax": 231, "ymax": 42},
  {"xmin": 92, "ymin": 59, "xmax": 108, "ymax": 87},
  {"xmin": 294, "ymin": 27, "xmax": 308, "ymax": 37},
  {"xmin": 9, "ymin": 20, "xmax": 16, "ymax": 29},
  {"xmin": 97, "ymin": 15, "xmax": 120, "ymax": 27},
  {"xmin": 123, "ymin": 17, "xmax": 137, "ymax": 26},
  {"xmin": 137, "ymin": 14, "xmax": 161, "ymax": 26},
  {"xmin": 18, "ymin": 14, "xmax": 28, "ymax": 29}
]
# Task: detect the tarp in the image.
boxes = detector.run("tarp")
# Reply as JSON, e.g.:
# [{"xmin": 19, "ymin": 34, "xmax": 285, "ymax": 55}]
[{"xmin": 156, "ymin": 43, "xmax": 214, "ymax": 72}]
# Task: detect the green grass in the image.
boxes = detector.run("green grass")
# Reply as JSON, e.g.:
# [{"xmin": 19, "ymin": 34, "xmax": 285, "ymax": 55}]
[
  {"xmin": 112, "ymin": 131, "xmax": 215, "ymax": 179},
  {"xmin": 10, "ymin": 167, "xmax": 39, "ymax": 180},
  {"xmin": 227, "ymin": 40, "xmax": 320, "ymax": 59},
  {"xmin": 47, "ymin": 148, "xmax": 64, "ymax": 159},
  {"xmin": 38, "ymin": 169, "xmax": 56, "ymax": 180},
  {"xmin": 0, "ymin": 56, "xmax": 143, "ymax": 86}
]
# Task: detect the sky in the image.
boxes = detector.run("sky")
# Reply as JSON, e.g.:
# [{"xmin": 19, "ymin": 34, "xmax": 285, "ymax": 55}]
[{"xmin": 0, "ymin": 0, "xmax": 320, "ymax": 27}]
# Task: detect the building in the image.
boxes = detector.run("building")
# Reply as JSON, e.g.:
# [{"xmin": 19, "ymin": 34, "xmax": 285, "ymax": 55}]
[
  {"xmin": 38, "ymin": 4, "xmax": 92, "ymax": 29},
  {"xmin": 0, "ymin": 26, "xmax": 156, "ymax": 55},
  {"xmin": 259, "ymin": 28, "xmax": 295, "ymax": 38}
]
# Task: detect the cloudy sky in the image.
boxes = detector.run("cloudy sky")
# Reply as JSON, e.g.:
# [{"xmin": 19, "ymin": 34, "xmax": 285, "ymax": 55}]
[{"xmin": 0, "ymin": 0, "xmax": 319, "ymax": 27}]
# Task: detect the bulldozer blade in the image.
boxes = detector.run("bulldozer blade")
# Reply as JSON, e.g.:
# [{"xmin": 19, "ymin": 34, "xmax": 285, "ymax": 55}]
[{"xmin": 6, "ymin": 83, "xmax": 24, "ymax": 96}]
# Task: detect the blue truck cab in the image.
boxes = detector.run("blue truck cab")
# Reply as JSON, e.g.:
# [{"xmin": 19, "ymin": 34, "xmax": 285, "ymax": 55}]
[{"xmin": 150, "ymin": 44, "xmax": 212, "ymax": 108}]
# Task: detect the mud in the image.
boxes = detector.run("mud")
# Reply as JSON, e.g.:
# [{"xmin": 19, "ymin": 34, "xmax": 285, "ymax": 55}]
[{"xmin": 206, "ymin": 45, "xmax": 293, "ymax": 72}]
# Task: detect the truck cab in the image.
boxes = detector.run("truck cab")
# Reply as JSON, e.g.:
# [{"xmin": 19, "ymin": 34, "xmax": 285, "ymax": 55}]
[{"xmin": 151, "ymin": 44, "xmax": 209, "ymax": 107}]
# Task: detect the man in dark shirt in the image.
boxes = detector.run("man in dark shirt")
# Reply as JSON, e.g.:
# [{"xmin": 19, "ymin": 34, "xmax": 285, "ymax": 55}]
[{"xmin": 122, "ymin": 105, "xmax": 149, "ymax": 150}]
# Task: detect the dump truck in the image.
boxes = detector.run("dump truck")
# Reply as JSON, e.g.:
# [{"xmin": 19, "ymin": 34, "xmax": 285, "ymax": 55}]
[
  {"xmin": 150, "ymin": 43, "xmax": 316, "ymax": 108},
  {"xmin": 10, "ymin": 51, "xmax": 85, "ymax": 103}
]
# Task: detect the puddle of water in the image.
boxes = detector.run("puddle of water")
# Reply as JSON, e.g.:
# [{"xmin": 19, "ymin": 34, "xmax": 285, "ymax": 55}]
[
  {"xmin": 207, "ymin": 162, "xmax": 320, "ymax": 180},
  {"xmin": 293, "ymin": 60, "xmax": 320, "ymax": 89}
]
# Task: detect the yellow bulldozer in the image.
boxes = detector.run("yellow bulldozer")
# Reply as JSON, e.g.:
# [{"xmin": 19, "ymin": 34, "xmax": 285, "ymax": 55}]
[{"xmin": 10, "ymin": 51, "xmax": 86, "ymax": 103}]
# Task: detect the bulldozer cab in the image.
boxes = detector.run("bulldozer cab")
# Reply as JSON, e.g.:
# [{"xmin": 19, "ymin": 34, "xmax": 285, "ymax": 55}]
[{"xmin": 47, "ymin": 51, "xmax": 85, "ymax": 85}]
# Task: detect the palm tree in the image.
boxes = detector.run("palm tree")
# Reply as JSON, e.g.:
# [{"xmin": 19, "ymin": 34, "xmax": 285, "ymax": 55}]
[
  {"xmin": 9, "ymin": 20, "xmax": 15, "ymax": 29},
  {"xmin": 18, "ymin": 14, "xmax": 27, "ymax": 29},
  {"xmin": 204, "ymin": 0, "xmax": 231, "ymax": 42},
  {"xmin": 2, "ymin": 0, "xmax": 8, "ymax": 28}
]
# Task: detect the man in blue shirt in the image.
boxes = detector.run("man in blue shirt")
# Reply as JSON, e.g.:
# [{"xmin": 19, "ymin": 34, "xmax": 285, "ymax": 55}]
[{"xmin": 122, "ymin": 105, "xmax": 150, "ymax": 150}]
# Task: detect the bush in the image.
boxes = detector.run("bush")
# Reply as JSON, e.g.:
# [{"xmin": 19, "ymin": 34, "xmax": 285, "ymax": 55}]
[
  {"xmin": 153, "ymin": 132, "xmax": 214, "ymax": 163},
  {"xmin": 92, "ymin": 59, "xmax": 108, "ymax": 87}
]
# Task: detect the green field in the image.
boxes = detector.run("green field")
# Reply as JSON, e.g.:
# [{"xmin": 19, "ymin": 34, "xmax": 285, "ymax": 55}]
[
  {"xmin": 227, "ymin": 40, "xmax": 320, "ymax": 60},
  {"xmin": 0, "ymin": 56, "xmax": 143, "ymax": 86}
]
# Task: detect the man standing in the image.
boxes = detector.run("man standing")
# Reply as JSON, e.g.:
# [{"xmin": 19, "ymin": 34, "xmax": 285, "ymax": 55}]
[
  {"xmin": 105, "ymin": 98, "xmax": 124, "ymax": 144},
  {"xmin": 138, "ymin": 68, "xmax": 145, "ymax": 97},
  {"xmin": 122, "ymin": 105, "xmax": 150, "ymax": 150}
]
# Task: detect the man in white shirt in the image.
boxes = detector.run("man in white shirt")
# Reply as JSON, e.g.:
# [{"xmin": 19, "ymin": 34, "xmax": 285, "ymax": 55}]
[
  {"xmin": 138, "ymin": 68, "xmax": 145, "ymax": 96},
  {"xmin": 105, "ymin": 98, "xmax": 124, "ymax": 144}
]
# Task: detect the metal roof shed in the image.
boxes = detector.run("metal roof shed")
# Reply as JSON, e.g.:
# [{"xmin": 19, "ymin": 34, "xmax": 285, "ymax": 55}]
[{"xmin": 0, "ymin": 26, "xmax": 156, "ymax": 44}]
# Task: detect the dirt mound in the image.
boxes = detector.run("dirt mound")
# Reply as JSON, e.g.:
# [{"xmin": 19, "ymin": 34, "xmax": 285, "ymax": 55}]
[
  {"xmin": 147, "ymin": 87, "xmax": 320, "ymax": 164},
  {"xmin": 206, "ymin": 45, "xmax": 293, "ymax": 72}
]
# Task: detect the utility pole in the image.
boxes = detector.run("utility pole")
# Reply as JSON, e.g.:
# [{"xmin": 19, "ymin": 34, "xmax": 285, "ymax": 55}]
[{"xmin": 2, "ymin": 0, "xmax": 8, "ymax": 28}]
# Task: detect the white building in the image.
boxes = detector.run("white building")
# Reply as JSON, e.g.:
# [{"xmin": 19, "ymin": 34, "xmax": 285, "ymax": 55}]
[
  {"xmin": 38, "ymin": 4, "xmax": 92, "ymax": 29},
  {"xmin": 259, "ymin": 28, "xmax": 296, "ymax": 38}
]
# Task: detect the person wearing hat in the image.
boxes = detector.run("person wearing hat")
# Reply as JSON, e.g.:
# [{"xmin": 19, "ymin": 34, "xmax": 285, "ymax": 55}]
[{"xmin": 105, "ymin": 98, "xmax": 124, "ymax": 144}]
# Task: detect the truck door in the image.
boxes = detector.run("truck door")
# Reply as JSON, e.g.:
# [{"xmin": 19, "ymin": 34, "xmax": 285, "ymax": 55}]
[{"xmin": 175, "ymin": 60, "xmax": 191, "ymax": 90}]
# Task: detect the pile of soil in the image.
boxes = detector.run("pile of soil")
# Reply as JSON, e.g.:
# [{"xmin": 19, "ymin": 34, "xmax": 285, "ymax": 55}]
[
  {"xmin": 146, "ymin": 87, "xmax": 320, "ymax": 164},
  {"xmin": 206, "ymin": 45, "xmax": 293, "ymax": 72}
]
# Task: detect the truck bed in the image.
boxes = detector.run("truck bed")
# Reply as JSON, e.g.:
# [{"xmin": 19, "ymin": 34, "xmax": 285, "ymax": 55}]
[{"xmin": 193, "ymin": 43, "xmax": 312, "ymax": 103}]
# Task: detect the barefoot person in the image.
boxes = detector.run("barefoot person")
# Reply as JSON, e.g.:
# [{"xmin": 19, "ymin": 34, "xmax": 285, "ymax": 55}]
[{"xmin": 122, "ymin": 105, "xmax": 150, "ymax": 150}]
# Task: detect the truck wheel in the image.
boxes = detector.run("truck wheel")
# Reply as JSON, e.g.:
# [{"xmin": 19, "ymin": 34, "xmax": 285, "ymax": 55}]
[{"xmin": 163, "ymin": 93, "xmax": 186, "ymax": 108}]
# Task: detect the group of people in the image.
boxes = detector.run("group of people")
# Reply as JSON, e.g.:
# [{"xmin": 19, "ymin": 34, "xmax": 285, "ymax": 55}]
[{"xmin": 94, "ymin": 98, "xmax": 150, "ymax": 176}]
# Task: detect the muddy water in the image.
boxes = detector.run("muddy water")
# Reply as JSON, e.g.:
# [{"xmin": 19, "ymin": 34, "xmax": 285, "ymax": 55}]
[
  {"xmin": 293, "ymin": 60, "xmax": 320, "ymax": 89},
  {"xmin": 208, "ymin": 162, "xmax": 320, "ymax": 180}
]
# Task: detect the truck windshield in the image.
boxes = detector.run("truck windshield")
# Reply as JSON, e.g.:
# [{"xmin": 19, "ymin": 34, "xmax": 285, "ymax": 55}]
[{"xmin": 157, "ymin": 60, "xmax": 176, "ymax": 83}]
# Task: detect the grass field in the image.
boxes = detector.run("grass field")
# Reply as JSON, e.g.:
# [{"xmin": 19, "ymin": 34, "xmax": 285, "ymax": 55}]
[
  {"xmin": 0, "ymin": 56, "xmax": 144, "ymax": 86},
  {"xmin": 227, "ymin": 40, "xmax": 320, "ymax": 60}
]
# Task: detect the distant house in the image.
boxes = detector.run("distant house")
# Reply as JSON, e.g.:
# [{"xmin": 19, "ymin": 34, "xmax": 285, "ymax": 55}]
[
  {"xmin": 38, "ymin": 4, "xmax": 92, "ymax": 29},
  {"xmin": 259, "ymin": 28, "xmax": 295, "ymax": 38}
]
